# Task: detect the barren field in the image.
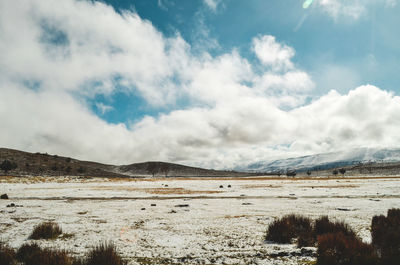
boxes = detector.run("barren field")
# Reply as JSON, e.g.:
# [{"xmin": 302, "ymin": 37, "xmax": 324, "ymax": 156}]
[{"xmin": 1, "ymin": 175, "xmax": 400, "ymax": 265}]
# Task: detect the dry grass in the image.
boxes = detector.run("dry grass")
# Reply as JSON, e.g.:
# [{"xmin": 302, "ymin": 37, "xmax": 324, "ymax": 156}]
[
  {"xmin": 92, "ymin": 186, "xmax": 223, "ymax": 195},
  {"xmin": 28, "ymin": 221, "xmax": 63, "ymax": 240}
]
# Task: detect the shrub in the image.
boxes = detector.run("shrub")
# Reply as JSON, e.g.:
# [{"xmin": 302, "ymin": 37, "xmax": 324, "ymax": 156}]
[
  {"xmin": 315, "ymin": 216, "xmax": 356, "ymax": 238},
  {"xmin": 0, "ymin": 242, "xmax": 15, "ymax": 265},
  {"xmin": 19, "ymin": 247, "xmax": 74, "ymax": 265},
  {"xmin": 371, "ymin": 208, "xmax": 400, "ymax": 264},
  {"xmin": 16, "ymin": 242, "xmax": 42, "ymax": 262},
  {"xmin": 28, "ymin": 222, "xmax": 63, "ymax": 240},
  {"xmin": 0, "ymin": 160, "xmax": 17, "ymax": 173},
  {"xmin": 266, "ymin": 214, "xmax": 313, "ymax": 245},
  {"xmin": 84, "ymin": 242, "xmax": 126, "ymax": 265},
  {"xmin": 317, "ymin": 232, "xmax": 378, "ymax": 265}
]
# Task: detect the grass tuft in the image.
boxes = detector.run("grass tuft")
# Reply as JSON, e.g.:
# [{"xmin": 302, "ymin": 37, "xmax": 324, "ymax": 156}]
[
  {"xmin": 265, "ymin": 214, "xmax": 313, "ymax": 246},
  {"xmin": 0, "ymin": 242, "xmax": 15, "ymax": 265},
  {"xmin": 316, "ymin": 232, "xmax": 378, "ymax": 265},
  {"xmin": 28, "ymin": 221, "xmax": 63, "ymax": 240},
  {"xmin": 84, "ymin": 242, "xmax": 127, "ymax": 265},
  {"xmin": 371, "ymin": 208, "xmax": 400, "ymax": 264}
]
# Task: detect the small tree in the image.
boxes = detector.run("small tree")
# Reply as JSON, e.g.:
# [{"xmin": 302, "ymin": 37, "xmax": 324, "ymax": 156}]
[
  {"xmin": 146, "ymin": 163, "xmax": 159, "ymax": 177},
  {"xmin": 286, "ymin": 170, "xmax": 296, "ymax": 177},
  {"xmin": 0, "ymin": 160, "xmax": 17, "ymax": 173},
  {"xmin": 160, "ymin": 163, "xmax": 170, "ymax": 177},
  {"xmin": 307, "ymin": 170, "xmax": 311, "ymax": 176},
  {"xmin": 332, "ymin": 169, "xmax": 338, "ymax": 176},
  {"xmin": 339, "ymin": 168, "xmax": 346, "ymax": 175}
]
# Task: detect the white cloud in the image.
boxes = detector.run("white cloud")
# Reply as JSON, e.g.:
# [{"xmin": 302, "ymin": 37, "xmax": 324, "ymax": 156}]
[
  {"xmin": 252, "ymin": 35, "xmax": 295, "ymax": 71},
  {"xmin": 1, "ymin": 0, "xmax": 399, "ymax": 169},
  {"xmin": 203, "ymin": 0, "xmax": 221, "ymax": 11},
  {"xmin": 316, "ymin": 0, "xmax": 398, "ymax": 20}
]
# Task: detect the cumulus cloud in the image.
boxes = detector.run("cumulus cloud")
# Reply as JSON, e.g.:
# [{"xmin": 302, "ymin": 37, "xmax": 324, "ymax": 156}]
[
  {"xmin": 252, "ymin": 35, "xmax": 295, "ymax": 71},
  {"xmin": 1, "ymin": 0, "xmax": 399, "ymax": 169}
]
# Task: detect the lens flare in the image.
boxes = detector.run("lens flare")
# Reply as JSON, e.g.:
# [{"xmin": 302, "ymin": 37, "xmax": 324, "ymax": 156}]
[{"xmin": 303, "ymin": 0, "xmax": 314, "ymax": 9}]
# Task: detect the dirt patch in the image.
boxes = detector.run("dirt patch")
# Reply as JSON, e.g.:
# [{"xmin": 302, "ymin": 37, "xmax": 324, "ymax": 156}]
[
  {"xmin": 92, "ymin": 186, "xmax": 223, "ymax": 195},
  {"xmin": 223, "ymin": 215, "xmax": 251, "ymax": 219},
  {"xmin": 242, "ymin": 184, "xmax": 282, "ymax": 189},
  {"xmin": 301, "ymin": 185, "xmax": 359, "ymax": 189}
]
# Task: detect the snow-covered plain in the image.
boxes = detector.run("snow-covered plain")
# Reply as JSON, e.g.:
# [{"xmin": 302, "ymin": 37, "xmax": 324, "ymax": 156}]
[{"xmin": 1, "ymin": 175, "xmax": 400, "ymax": 265}]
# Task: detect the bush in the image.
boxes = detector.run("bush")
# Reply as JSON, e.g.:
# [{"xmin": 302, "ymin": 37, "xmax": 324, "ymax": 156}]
[
  {"xmin": 17, "ymin": 245, "xmax": 74, "ymax": 265},
  {"xmin": 16, "ymin": 243, "xmax": 41, "ymax": 262},
  {"xmin": 0, "ymin": 242, "xmax": 15, "ymax": 265},
  {"xmin": 266, "ymin": 214, "xmax": 313, "ymax": 245},
  {"xmin": 371, "ymin": 208, "xmax": 400, "ymax": 264},
  {"xmin": 28, "ymin": 222, "xmax": 63, "ymax": 240},
  {"xmin": 317, "ymin": 232, "xmax": 378, "ymax": 265},
  {"xmin": 84, "ymin": 242, "xmax": 126, "ymax": 265},
  {"xmin": 315, "ymin": 216, "xmax": 356, "ymax": 238},
  {"xmin": 0, "ymin": 160, "xmax": 17, "ymax": 173}
]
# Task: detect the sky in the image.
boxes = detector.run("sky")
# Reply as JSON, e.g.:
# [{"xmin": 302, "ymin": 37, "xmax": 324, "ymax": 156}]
[{"xmin": 1, "ymin": 0, "xmax": 400, "ymax": 169}]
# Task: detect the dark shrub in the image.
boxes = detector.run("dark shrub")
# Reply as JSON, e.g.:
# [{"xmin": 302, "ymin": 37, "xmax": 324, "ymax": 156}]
[
  {"xmin": 23, "ymin": 248, "xmax": 73, "ymax": 265},
  {"xmin": 387, "ymin": 208, "xmax": 400, "ymax": 220},
  {"xmin": 315, "ymin": 216, "xmax": 356, "ymax": 238},
  {"xmin": 16, "ymin": 243, "xmax": 41, "ymax": 262},
  {"xmin": 0, "ymin": 160, "xmax": 17, "ymax": 173},
  {"xmin": 17, "ymin": 243, "xmax": 78, "ymax": 265},
  {"xmin": 0, "ymin": 193, "xmax": 8, "ymax": 199},
  {"xmin": 317, "ymin": 232, "xmax": 378, "ymax": 265},
  {"xmin": 371, "ymin": 209, "xmax": 400, "ymax": 264},
  {"xmin": 84, "ymin": 242, "xmax": 126, "ymax": 265},
  {"xmin": 0, "ymin": 242, "xmax": 15, "ymax": 265},
  {"xmin": 266, "ymin": 214, "xmax": 313, "ymax": 245},
  {"xmin": 28, "ymin": 221, "xmax": 63, "ymax": 240}
]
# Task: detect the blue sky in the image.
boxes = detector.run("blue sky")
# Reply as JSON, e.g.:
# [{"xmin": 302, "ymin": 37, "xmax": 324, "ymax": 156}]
[
  {"xmin": 92, "ymin": 0, "xmax": 400, "ymax": 123},
  {"xmin": 1, "ymin": 0, "xmax": 400, "ymax": 168}
]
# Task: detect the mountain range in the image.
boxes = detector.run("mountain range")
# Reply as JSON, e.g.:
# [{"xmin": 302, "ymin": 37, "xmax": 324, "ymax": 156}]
[{"xmin": 240, "ymin": 148, "xmax": 400, "ymax": 173}]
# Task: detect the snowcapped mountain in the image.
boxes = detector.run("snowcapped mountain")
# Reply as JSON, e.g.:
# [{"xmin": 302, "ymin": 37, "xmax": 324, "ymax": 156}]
[{"xmin": 239, "ymin": 148, "xmax": 400, "ymax": 173}]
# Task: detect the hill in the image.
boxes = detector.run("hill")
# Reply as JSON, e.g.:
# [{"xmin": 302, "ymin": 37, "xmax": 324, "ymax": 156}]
[{"xmin": 0, "ymin": 148, "xmax": 246, "ymax": 178}]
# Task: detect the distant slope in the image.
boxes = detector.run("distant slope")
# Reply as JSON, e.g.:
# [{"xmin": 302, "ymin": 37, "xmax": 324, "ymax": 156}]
[
  {"xmin": 240, "ymin": 148, "xmax": 400, "ymax": 173},
  {"xmin": 0, "ymin": 148, "xmax": 246, "ymax": 177}
]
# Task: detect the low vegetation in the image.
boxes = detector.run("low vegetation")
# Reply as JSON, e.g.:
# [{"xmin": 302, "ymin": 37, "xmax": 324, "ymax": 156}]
[
  {"xmin": 1, "ymin": 242, "xmax": 125, "ymax": 265},
  {"xmin": 371, "ymin": 208, "xmax": 400, "ymax": 264},
  {"xmin": 317, "ymin": 232, "xmax": 378, "ymax": 265},
  {"xmin": 266, "ymin": 208, "xmax": 400, "ymax": 265},
  {"xmin": 29, "ymin": 222, "xmax": 63, "ymax": 240},
  {"xmin": 0, "ymin": 242, "xmax": 15, "ymax": 265},
  {"xmin": 265, "ymin": 214, "xmax": 313, "ymax": 246},
  {"xmin": 84, "ymin": 242, "xmax": 127, "ymax": 265}
]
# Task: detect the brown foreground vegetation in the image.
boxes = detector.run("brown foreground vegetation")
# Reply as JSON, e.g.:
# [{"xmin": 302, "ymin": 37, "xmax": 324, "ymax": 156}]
[{"xmin": 265, "ymin": 209, "xmax": 400, "ymax": 265}]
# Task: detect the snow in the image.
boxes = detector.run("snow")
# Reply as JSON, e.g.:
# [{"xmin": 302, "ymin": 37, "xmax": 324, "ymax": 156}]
[
  {"xmin": 242, "ymin": 147, "xmax": 400, "ymax": 172},
  {"xmin": 1, "ymin": 175, "xmax": 400, "ymax": 264}
]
